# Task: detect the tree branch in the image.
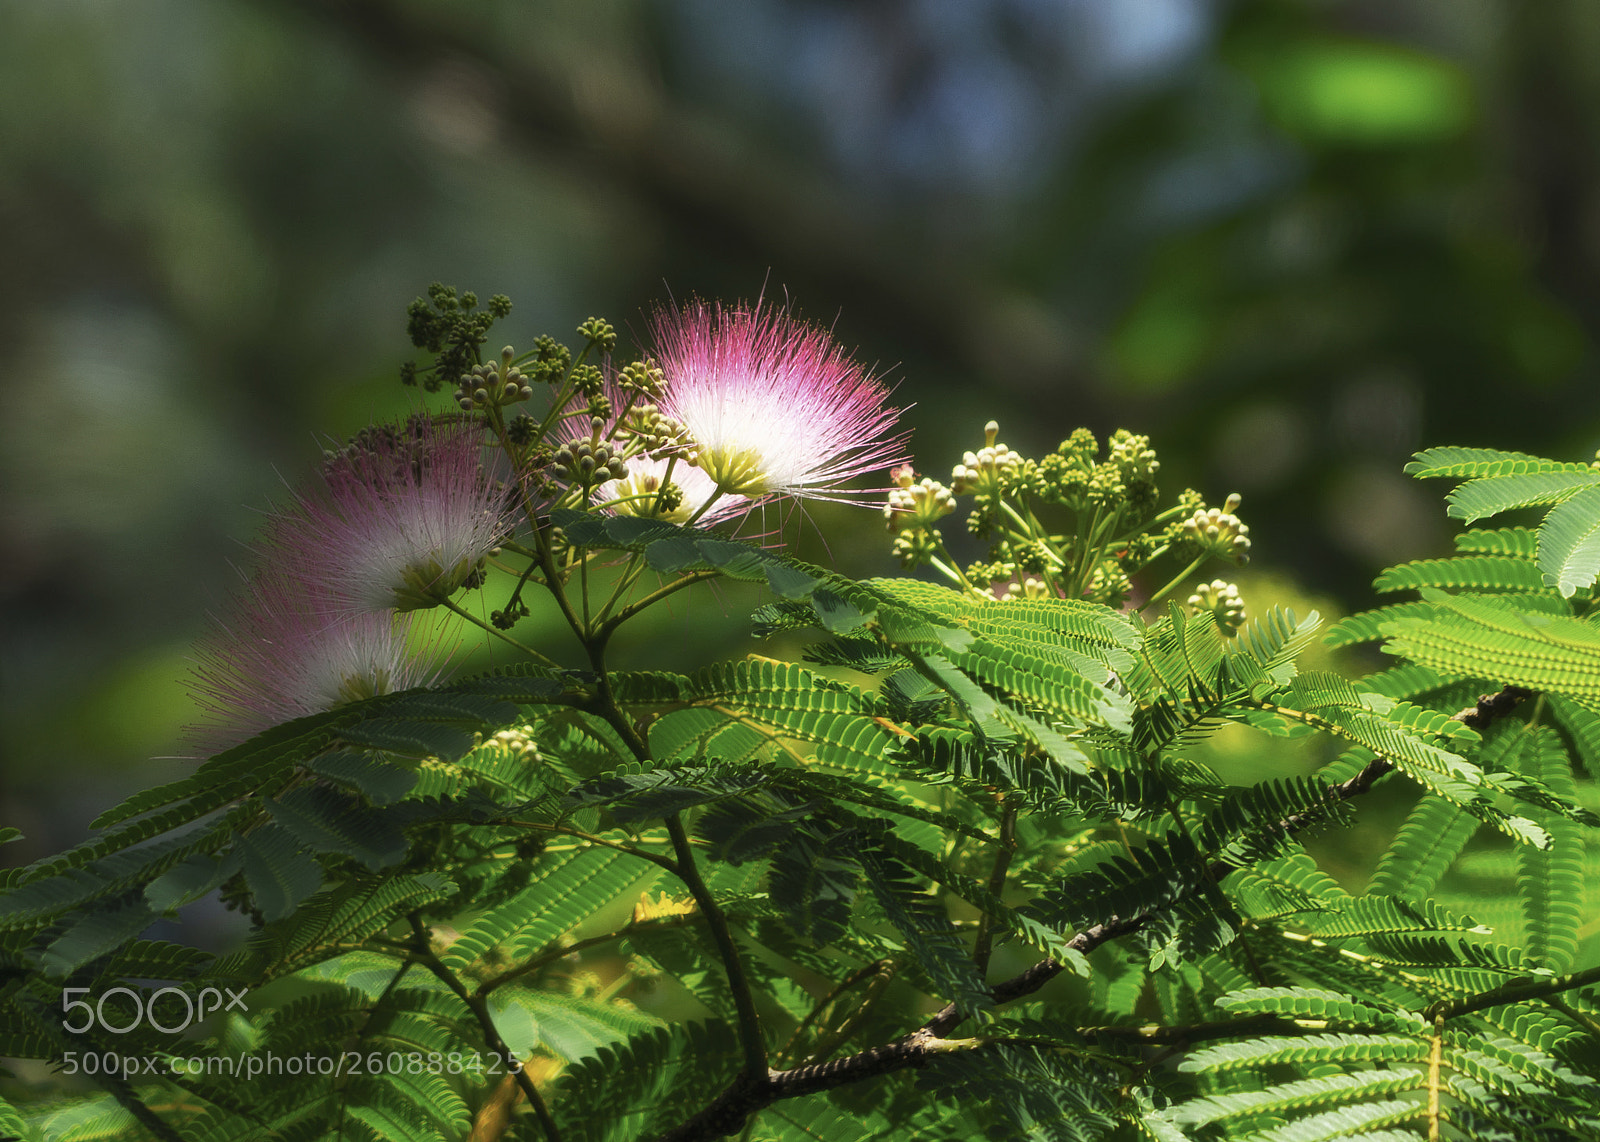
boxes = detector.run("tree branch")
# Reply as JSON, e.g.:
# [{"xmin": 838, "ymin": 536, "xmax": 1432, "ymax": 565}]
[{"xmin": 409, "ymin": 916, "xmax": 562, "ymax": 1142}]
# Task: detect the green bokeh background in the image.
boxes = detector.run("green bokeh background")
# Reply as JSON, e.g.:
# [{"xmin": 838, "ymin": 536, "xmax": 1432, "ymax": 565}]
[{"xmin": 4, "ymin": 0, "xmax": 1600, "ymax": 892}]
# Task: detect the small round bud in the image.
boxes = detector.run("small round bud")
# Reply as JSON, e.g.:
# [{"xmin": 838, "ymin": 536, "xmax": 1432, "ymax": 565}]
[{"xmin": 1188, "ymin": 579, "xmax": 1247, "ymax": 634}]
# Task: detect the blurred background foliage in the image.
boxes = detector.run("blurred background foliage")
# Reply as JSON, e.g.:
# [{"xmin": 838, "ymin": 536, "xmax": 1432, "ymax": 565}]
[{"xmin": 4, "ymin": 0, "xmax": 1600, "ymax": 885}]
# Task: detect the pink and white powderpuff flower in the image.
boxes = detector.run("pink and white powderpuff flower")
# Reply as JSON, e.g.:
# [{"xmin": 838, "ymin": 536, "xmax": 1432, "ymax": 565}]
[
  {"xmin": 270, "ymin": 417, "xmax": 515, "ymax": 615},
  {"xmin": 186, "ymin": 570, "xmax": 449, "ymax": 755},
  {"xmin": 651, "ymin": 300, "xmax": 910, "ymax": 505},
  {"xmin": 596, "ymin": 454, "xmax": 749, "ymax": 526}
]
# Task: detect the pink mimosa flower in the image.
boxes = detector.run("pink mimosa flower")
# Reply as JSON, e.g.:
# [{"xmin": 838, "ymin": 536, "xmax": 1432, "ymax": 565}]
[
  {"xmin": 187, "ymin": 570, "xmax": 448, "ymax": 754},
  {"xmin": 651, "ymin": 300, "xmax": 909, "ymax": 505},
  {"xmin": 271, "ymin": 417, "xmax": 514, "ymax": 615}
]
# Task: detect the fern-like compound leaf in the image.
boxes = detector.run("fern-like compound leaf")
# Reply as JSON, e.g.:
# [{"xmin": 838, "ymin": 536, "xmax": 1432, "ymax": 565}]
[{"xmin": 1538, "ymin": 482, "xmax": 1600, "ymax": 597}]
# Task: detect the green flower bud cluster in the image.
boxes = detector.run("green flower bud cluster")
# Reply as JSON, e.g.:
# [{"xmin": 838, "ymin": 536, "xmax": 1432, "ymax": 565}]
[
  {"xmin": 883, "ymin": 468, "xmax": 957, "ymax": 533},
  {"xmin": 1179, "ymin": 493, "xmax": 1251, "ymax": 563},
  {"xmin": 950, "ymin": 421, "xmax": 1023, "ymax": 496},
  {"xmin": 403, "ymin": 283, "xmax": 512, "ymax": 393},
  {"xmin": 524, "ymin": 335, "xmax": 573, "ymax": 386},
  {"xmin": 1108, "ymin": 429, "xmax": 1159, "ymax": 482},
  {"xmin": 506, "ymin": 413, "xmax": 538, "ymax": 446},
  {"xmin": 624, "ymin": 408, "xmax": 694, "ymax": 457},
  {"xmin": 1033, "ymin": 444, "xmax": 1093, "ymax": 506},
  {"xmin": 1106, "ymin": 428, "xmax": 1160, "ymax": 511},
  {"xmin": 617, "ymin": 358, "xmax": 666, "ymax": 400},
  {"xmin": 602, "ymin": 468, "xmax": 688, "ymax": 520},
  {"xmin": 1188, "ymin": 578, "xmax": 1246, "ymax": 633},
  {"xmin": 647, "ymin": 480, "xmax": 685, "ymax": 515},
  {"xmin": 965, "ymin": 561, "xmax": 1016, "ymax": 592},
  {"xmin": 482, "ymin": 726, "xmax": 541, "ymax": 762},
  {"xmin": 891, "ymin": 528, "xmax": 944, "ymax": 568},
  {"xmin": 455, "ymin": 346, "xmax": 535, "ymax": 412},
  {"xmin": 577, "ymin": 317, "xmax": 618, "ymax": 352},
  {"xmin": 1013, "ymin": 539, "xmax": 1052, "ymax": 575},
  {"xmin": 1087, "ymin": 558, "xmax": 1132, "ymax": 608},
  {"xmin": 490, "ymin": 599, "xmax": 531, "ymax": 630},
  {"xmin": 551, "ymin": 425, "xmax": 629, "ymax": 487},
  {"xmin": 888, "ymin": 417, "xmax": 1249, "ymax": 610},
  {"xmin": 1027, "ymin": 427, "xmax": 1160, "ymax": 521},
  {"xmin": 571, "ymin": 363, "xmax": 606, "ymax": 400},
  {"xmin": 322, "ymin": 415, "xmax": 435, "ymax": 482}
]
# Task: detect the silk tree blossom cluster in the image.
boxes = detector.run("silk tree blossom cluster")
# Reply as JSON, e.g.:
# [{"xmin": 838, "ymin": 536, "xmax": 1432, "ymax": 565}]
[
  {"xmin": 188, "ymin": 288, "xmax": 910, "ymax": 753},
  {"xmin": 548, "ymin": 302, "xmax": 906, "ymax": 526},
  {"xmin": 281, "ymin": 418, "xmax": 513, "ymax": 613},
  {"xmin": 187, "ymin": 574, "xmax": 447, "ymax": 754},
  {"xmin": 188, "ymin": 417, "xmax": 512, "ymax": 752},
  {"xmin": 650, "ymin": 300, "xmax": 909, "ymax": 507}
]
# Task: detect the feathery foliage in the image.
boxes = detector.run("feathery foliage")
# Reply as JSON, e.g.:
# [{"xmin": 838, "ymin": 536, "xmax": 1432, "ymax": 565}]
[{"xmin": 6, "ymin": 302, "xmax": 1598, "ymax": 1142}]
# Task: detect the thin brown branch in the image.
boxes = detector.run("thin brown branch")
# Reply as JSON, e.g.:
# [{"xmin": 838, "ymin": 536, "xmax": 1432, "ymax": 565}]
[
  {"xmin": 971, "ymin": 800, "xmax": 1018, "ymax": 974},
  {"xmin": 478, "ymin": 912, "xmax": 697, "ymax": 997},
  {"xmin": 1425, "ymin": 960, "xmax": 1600, "ymax": 1022},
  {"xmin": 409, "ymin": 916, "xmax": 562, "ymax": 1142},
  {"xmin": 664, "ymin": 814, "xmax": 769, "ymax": 1081}
]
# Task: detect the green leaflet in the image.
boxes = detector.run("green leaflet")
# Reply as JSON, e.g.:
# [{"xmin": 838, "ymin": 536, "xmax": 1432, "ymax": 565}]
[
  {"xmin": 914, "ymin": 1033, "xmax": 1124, "ymax": 1142},
  {"xmin": 237, "ymin": 822, "xmax": 326, "ymax": 924},
  {"xmin": 1178, "ymin": 1032, "xmax": 1432, "ymax": 1071},
  {"xmin": 1453, "ymin": 526, "xmax": 1539, "ymax": 557},
  {"xmin": 1405, "ymin": 446, "xmax": 1592, "ymax": 479},
  {"xmin": 264, "ymin": 785, "xmax": 408, "ymax": 870},
  {"xmin": 1232, "ymin": 606, "xmax": 1323, "ymax": 686},
  {"xmin": 751, "ymin": 1095, "xmax": 904, "ymax": 1141},
  {"xmin": 1383, "ymin": 588, "xmax": 1600, "ymax": 703},
  {"xmin": 1254, "ymin": 684, "xmax": 1500, "ymax": 823},
  {"xmin": 1374, "ymin": 554, "xmax": 1550, "ymax": 595},
  {"xmin": 1367, "ymin": 793, "xmax": 1477, "ymax": 899},
  {"xmin": 37, "ymin": 898, "xmax": 158, "ymax": 977},
  {"xmin": 1199, "ymin": 777, "xmax": 1355, "ymax": 865},
  {"xmin": 27, "ymin": 1096, "xmax": 140, "ymax": 1142},
  {"xmin": 1356, "ymin": 662, "xmax": 1452, "ymax": 702},
  {"xmin": 1540, "ymin": 482, "xmax": 1600, "ymax": 597},
  {"xmin": 1403, "ymin": 444, "xmax": 1600, "ymax": 521},
  {"xmin": 1551, "ymin": 693, "xmax": 1600, "ymax": 771},
  {"xmin": 444, "ymin": 845, "xmax": 658, "ymax": 970},
  {"xmin": 1306, "ymin": 895, "xmax": 1489, "ymax": 940},
  {"xmin": 1325, "ymin": 600, "xmax": 1449, "ymax": 651},
  {"xmin": 857, "ymin": 847, "xmax": 990, "ymax": 1016},
  {"xmin": 554, "ymin": 1021, "xmax": 740, "ymax": 1142},
  {"xmin": 768, "ymin": 820, "xmax": 862, "ymax": 946},
  {"xmin": 489, "ymin": 988, "xmax": 662, "ymax": 1064},
  {"xmin": 1504, "ymin": 726, "xmax": 1585, "ymax": 971},
  {"xmin": 1168, "ymin": 1069, "xmax": 1424, "ymax": 1130},
  {"xmin": 233, "ymin": 870, "xmax": 456, "ymax": 978}
]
